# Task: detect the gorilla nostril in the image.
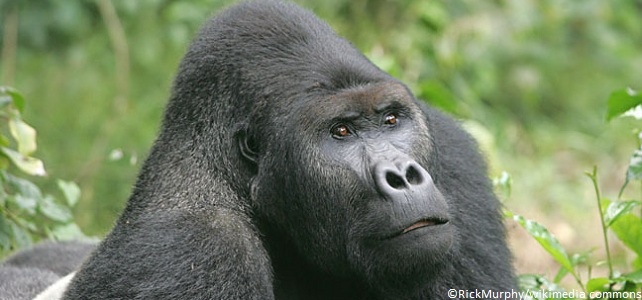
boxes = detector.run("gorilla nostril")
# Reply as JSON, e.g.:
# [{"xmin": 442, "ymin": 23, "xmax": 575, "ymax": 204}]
[
  {"xmin": 385, "ymin": 171, "xmax": 406, "ymax": 189},
  {"xmin": 405, "ymin": 166, "xmax": 423, "ymax": 185}
]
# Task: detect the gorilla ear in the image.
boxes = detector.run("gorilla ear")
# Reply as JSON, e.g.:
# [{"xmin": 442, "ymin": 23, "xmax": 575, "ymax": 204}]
[{"xmin": 237, "ymin": 128, "xmax": 260, "ymax": 164}]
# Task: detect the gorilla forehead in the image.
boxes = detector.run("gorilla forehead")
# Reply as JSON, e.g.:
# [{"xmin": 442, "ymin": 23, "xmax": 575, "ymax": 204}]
[{"xmin": 176, "ymin": 0, "xmax": 389, "ymax": 110}]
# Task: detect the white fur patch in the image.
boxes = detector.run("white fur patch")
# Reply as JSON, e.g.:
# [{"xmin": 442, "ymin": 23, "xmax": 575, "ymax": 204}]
[{"xmin": 33, "ymin": 272, "xmax": 75, "ymax": 300}]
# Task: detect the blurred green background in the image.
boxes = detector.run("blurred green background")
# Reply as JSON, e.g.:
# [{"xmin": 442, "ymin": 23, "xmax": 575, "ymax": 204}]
[{"xmin": 1, "ymin": 0, "xmax": 641, "ymax": 275}]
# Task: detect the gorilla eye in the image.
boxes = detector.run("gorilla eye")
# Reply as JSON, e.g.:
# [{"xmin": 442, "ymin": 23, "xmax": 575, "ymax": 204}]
[
  {"xmin": 384, "ymin": 113, "xmax": 398, "ymax": 125},
  {"xmin": 331, "ymin": 124, "xmax": 351, "ymax": 138}
]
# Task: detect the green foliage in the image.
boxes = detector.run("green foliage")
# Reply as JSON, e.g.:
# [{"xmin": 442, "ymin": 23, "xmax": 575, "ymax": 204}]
[
  {"xmin": 493, "ymin": 171, "xmax": 512, "ymax": 200},
  {"xmin": 0, "ymin": 87, "xmax": 86, "ymax": 256},
  {"xmin": 508, "ymin": 188, "xmax": 642, "ymax": 298},
  {"xmin": 610, "ymin": 212, "xmax": 642, "ymax": 264},
  {"xmin": 603, "ymin": 200, "xmax": 641, "ymax": 228},
  {"xmin": 606, "ymin": 88, "xmax": 642, "ymax": 121},
  {"xmin": 506, "ymin": 91, "xmax": 642, "ymax": 299},
  {"xmin": 506, "ymin": 211, "xmax": 576, "ymax": 281}
]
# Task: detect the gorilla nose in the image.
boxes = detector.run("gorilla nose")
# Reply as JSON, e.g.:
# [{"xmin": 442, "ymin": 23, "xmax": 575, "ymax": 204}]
[
  {"xmin": 384, "ymin": 163, "xmax": 424, "ymax": 189},
  {"xmin": 373, "ymin": 159, "xmax": 432, "ymax": 196}
]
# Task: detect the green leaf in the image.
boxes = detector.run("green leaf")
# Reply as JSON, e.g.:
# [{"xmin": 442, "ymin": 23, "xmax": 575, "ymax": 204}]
[
  {"xmin": 0, "ymin": 134, "xmax": 10, "ymax": 147},
  {"xmin": 10, "ymin": 221, "xmax": 32, "ymax": 249},
  {"xmin": 11, "ymin": 194, "xmax": 38, "ymax": 215},
  {"xmin": 626, "ymin": 149, "xmax": 642, "ymax": 180},
  {"xmin": 50, "ymin": 223, "xmax": 85, "ymax": 240},
  {"xmin": 586, "ymin": 277, "xmax": 611, "ymax": 292},
  {"xmin": 0, "ymin": 184, "xmax": 6, "ymax": 207},
  {"xmin": 9, "ymin": 118, "xmax": 37, "ymax": 156},
  {"xmin": 16, "ymin": 219, "xmax": 37, "ymax": 232},
  {"xmin": 621, "ymin": 269, "xmax": 642, "ymax": 284},
  {"xmin": 0, "ymin": 216, "xmax": 12, "ymax": 250},
  {"xmin": 0, "ymin": 95, "xmax": 12, "ymax": 109},
  {"xmin": 493, "ymin": 171, "xmax": 512, "ymax": 199},
  {"xmin": 518, "ymin": 274, "xmax": 546, "ymax": 292},
  {"xmin": 0, "ymin": 157, "xmax": 8, "ymax": 170},
  {"xmin": 604, "ymin": 200, "xmax": 642, "ymax": 227},
  {"xmin": 611, "ymin": 214, "xmax": 642, "ymax": 256},
  {"xmin": 4, "ymin": 173, "xmax": 43, "ymax": 201},
  {"xmin": 617, "ymin": 149, "xmax": 642, "ymax": 197},
  {"xmin": 38, "ymin": 195, "xmax": 73, "ymax": 222},
  {"xmin": 606, "ymin": 87, "xmax": 642, "ymax": 121},
  {"xmin": 57, "ymin": 180, "xmax": 81, "ymax": 207},
  {"xmin": 0, "ymin": 86, "xmax": 25, "ymax": 112},
  {"xmin": 552, "ymin": 251, "xmax": 591, "ymax": 284},
  {"xmin": 553, "ymin": 266, "xmax": 568, "ymax": 283},
  {"xmin": 0, "ymin": 147, "xmax": 46, "ymax": 176},
  {"xmin": 507, "ymin": 211, "xmax": 575, "ymax": 275},
  {"xmin": 517, "ymin": 275, "xmax": 565, "ymax": 299},
  {"xmin": 4, "ymin": 174, "xmax": 42, "ymax": 214}
]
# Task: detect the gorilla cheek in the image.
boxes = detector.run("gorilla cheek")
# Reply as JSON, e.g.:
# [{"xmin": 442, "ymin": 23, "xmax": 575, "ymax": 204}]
[{"xmin": 250, "ymin": 168, "xmax": 355, "ymax": 265}]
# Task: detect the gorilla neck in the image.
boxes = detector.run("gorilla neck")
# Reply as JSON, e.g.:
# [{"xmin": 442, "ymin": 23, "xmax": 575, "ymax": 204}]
[
  {"xmin": 261, "ymin": 224, "xmax": 443, "ymax": 300},
  {"xmin": 272, "ymin": 263, "xmax": 372, "ymax": 299},
  {"xmin": 265, "ymin": 235, "xmax": 373, "ymax": 300}
]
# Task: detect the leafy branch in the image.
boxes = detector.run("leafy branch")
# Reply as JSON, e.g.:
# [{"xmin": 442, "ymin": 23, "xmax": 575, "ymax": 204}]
[{"xmin": 0, "ymin": 87, "xmax": 86, "ymax": 255}]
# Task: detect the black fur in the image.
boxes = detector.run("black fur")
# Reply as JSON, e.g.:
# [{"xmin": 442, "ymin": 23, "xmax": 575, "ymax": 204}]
[{"xmin": 64, "ymin": 1, "xmax": 515, "ymax": 299}]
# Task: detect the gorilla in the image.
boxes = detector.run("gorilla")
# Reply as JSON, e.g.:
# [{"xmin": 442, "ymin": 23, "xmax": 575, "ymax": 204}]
[
  {"xmin": 63, "ymin": 1, "xmax": 515, "ymax": 299},
  {"xmin": 0, "ymin": 241, "xmax": 95, "ymax": 300},
  {"xmin": 2, "ymin": 241, "xmax": 96, "ymax": 277},
  {"xmin": 0, "ymin": 266, "xmax": 59, "ymax": 300}
]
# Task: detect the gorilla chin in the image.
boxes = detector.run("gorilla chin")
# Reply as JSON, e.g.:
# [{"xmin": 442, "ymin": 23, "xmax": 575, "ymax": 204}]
[
  {"xmin": 351, "ymin": 222, "xmax": 456, "ymax": 298},
  {"xmin": 361, "ymin": 218, "xmax": 455, "ymax": 267}
]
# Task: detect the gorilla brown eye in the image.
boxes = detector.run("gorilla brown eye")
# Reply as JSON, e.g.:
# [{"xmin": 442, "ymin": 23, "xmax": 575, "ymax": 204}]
[
  {"xmin": 331, "ymin": 124, "xmax": 350, "ymax": 138},
  {"xmin": 384, "ymin": 113, "xmax": 398, "ymax": 125}
]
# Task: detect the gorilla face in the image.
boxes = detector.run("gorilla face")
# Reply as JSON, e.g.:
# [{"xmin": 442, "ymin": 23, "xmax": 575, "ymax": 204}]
[{"xmin": 242, "ymin": 80, "xmax": 455, "ymax": 284}]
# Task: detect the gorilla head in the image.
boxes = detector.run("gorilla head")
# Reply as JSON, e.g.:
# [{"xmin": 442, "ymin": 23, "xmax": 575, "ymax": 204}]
[
  {"xmin": 64, "ymin": 1, "xmax": 515, "ymax": 299},
  {"xmin": 246, "ymin": 80, "xmax": 455, "ymax": 291}
]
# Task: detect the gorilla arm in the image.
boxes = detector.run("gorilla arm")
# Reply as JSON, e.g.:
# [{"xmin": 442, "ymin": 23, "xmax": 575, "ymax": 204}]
[
  {"xmin": 63, "ymin": 125, "xmax": 275, "ymax": 300},
  {"xmin": 64, "ymin": 206, "xmax": 274, "ymax": 299}
]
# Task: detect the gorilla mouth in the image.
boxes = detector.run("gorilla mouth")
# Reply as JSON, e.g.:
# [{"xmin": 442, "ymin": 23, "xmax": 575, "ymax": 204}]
[{"xmin": 402, "ymin": 218, "xmax": 448, "ymax": 234}]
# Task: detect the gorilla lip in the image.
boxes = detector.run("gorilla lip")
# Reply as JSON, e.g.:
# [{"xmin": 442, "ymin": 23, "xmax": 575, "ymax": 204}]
[{"xmin": 402, "ymin": 218, "xmax": 448, "ymax": 234}]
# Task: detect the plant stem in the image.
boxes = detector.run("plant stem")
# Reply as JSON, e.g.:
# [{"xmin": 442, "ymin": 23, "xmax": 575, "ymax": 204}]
[
  {"xmin": 587, "ymin": 166, "xmax": 614, "ymax": 280},
  {"xmin": 632, "ymin": 134, "xmax": 642, "ymax": 200}
]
